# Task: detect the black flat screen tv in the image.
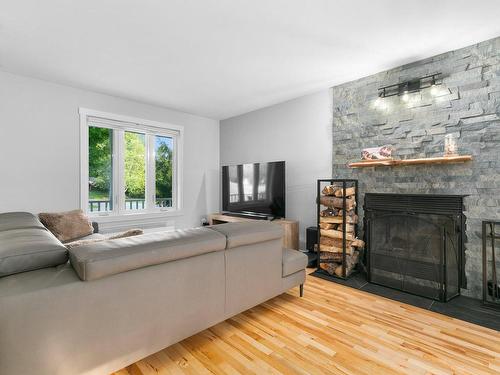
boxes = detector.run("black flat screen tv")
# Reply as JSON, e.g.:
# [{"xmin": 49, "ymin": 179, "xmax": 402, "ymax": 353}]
[{"xmin": 222, "ymin": 161, "xmax": 285, "ymax": 218}]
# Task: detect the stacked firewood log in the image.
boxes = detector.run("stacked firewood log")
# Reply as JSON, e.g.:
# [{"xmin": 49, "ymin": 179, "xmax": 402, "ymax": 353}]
[{"xmin": 318, "ymin": 184, "xmax": 364, "ymax": 277}]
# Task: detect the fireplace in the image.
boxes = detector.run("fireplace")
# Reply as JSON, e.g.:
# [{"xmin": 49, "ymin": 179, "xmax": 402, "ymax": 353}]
[{"xmin": 364, "ymin": 193, "xmax": 466, "ymax": 302}]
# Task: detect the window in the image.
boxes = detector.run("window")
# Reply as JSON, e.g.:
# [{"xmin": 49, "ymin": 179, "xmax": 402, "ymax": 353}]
[
  {"xmin": 88, "ymin": 126, "xmax": 114, "ymax": 212},
  {"xmin": 80, "ymin": 109, "xmax": 183, "ymax": 217},
  {"xmin": 124, "ymin": 131, "xmax": 146, "ymax": 211}
]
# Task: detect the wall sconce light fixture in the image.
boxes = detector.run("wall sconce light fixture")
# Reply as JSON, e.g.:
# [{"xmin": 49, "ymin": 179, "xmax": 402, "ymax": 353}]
[{"xmin": 378, "ymin": 73, "xmax": 442, "ymax": 98}]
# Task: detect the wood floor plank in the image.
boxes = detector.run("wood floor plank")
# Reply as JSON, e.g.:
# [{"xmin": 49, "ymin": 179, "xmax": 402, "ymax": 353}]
[{"xmin": 115, "ymin": 274, "xmax": 500, "ymax": 375}]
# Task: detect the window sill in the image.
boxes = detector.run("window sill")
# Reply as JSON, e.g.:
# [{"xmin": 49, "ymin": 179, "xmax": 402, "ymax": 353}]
[{"xmin": 89, "ymin": 210, "xmax": 184, "ymax": 224}]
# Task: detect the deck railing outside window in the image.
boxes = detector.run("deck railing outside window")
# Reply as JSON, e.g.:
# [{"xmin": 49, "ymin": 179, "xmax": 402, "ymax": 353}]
[{"xmin": 88, "ymin": 198, "xmax": 172, "ymax": 212}]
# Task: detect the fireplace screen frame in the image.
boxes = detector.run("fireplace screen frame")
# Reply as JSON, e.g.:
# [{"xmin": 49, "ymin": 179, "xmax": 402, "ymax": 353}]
[{"xmin": 364, "ymin": 193, "xmax": 466, "ymax": 302}]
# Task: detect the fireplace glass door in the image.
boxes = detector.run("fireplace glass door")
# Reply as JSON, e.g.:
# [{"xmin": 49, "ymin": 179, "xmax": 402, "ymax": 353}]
[{"xmin": 368, "ymin": 212, "xmax": 460, "ymax": 301}]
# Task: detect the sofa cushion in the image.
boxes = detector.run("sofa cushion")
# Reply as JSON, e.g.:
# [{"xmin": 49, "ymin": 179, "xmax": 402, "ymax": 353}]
[
  {"xmin": 282, "ymin": 248, "xmax": 307, "ymax": 277},
  {"xmin": 0, "ymin": 212, "xmax": 46, "ymax": 232},
  {"xmin": 38, "ymin": 209, "xmax": 94, "ymax": 243},
  {"xmin": 209, "ymin": 221, "xmax": 283, "ymax": 249},
  {"xmin": 69, "ymin": 227, "xmax": 227, "ymax": 281},
  {"xmin": 0, "ymin": 228, "xmax": 68, "ymax": 277}
]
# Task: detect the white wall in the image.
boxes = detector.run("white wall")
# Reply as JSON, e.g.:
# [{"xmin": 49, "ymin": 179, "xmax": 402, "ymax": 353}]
[
  {"xmin": 220, "ymin": 90, "xmax": 332, "ymax": 248},
  {"xmin": 0, "ymin": 70, "xmax": 219, "ymax": 231}
]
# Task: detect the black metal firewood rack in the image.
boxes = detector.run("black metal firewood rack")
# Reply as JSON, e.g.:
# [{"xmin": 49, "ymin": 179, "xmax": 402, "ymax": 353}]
[
  {"xmin": 316, "ymin": 179, "xmax": 359, "ymax": 279},
  {"xmin": 483, "ymin": 220, "xmax": 500, "ymax": 308}
]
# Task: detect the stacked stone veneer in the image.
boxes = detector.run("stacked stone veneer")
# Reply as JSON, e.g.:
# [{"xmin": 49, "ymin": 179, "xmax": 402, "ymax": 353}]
[{"xmin": 331, "ymin": 37, "xmax": 500, "ymax": 298}]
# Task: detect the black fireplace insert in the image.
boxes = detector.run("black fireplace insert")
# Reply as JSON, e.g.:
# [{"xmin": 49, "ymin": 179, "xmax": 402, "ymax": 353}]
[{"xmin": 364, "ymin": 193, "xmax": 466, "ymax": 302}]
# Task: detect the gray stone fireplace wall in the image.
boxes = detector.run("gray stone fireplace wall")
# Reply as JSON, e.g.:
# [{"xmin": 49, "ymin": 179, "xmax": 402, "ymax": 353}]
[{"xmin": 331, "ymin": 37, "xmax": 500, "ymax": 298}]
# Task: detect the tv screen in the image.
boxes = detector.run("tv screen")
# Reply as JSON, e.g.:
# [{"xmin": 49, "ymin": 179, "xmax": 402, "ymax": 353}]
[{"xmin": 222, "ymin": 161, "xmax": 285, "ymax": 218}]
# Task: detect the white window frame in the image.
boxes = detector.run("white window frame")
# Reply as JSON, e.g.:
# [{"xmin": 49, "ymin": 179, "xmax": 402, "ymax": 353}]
[{"xmin": 79, "ymin": 108, "xmax": 184, "ymax": 219}]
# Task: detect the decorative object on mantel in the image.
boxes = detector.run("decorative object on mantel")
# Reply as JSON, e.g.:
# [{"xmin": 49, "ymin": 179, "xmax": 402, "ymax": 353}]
[
  {"xmin": 361, "ymin": 145, "xmax": 393, "ymax": 160},
  {"xmin": 316, "ymin": 179, "xmax": 364, "ymax": 279},
  {"xmin": 348, "ymin": 155, "xmax": 472, "ymax": 168},
  {"xmin": 444, "ymin": 133, "xmax": 459, "ymax": 157},
  {"xmin": 482, "ymin": 220, "xmax": 500, "ymax": 309}
]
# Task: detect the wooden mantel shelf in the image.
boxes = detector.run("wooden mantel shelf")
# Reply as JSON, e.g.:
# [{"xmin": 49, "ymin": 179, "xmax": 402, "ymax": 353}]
[{"xmin": 348, "ymin": 155, "xmax": 472, "ymax": 168}]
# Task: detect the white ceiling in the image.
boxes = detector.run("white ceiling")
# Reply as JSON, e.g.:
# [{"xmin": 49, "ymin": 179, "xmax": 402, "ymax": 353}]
[{"xmin": 1, "ymin": 1, "xmax": 499, "ymax": 120}]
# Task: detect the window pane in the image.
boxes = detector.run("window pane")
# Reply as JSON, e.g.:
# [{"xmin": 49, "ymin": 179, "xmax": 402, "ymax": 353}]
[
  {"xmin": 88, "ymin": 126, "xmax": 113, "ymax": 212},
  {"xmin": 155, "ymin": 135, "xmax": 173, "ymax": 208},
  {"xmin": 124, "ymin": 131, "xmax": 146, "ymax": 210}
]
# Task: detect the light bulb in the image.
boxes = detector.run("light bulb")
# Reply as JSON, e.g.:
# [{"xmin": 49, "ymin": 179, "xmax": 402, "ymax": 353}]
[
  {"xmin": 430, "ymin": 85, "xmax": 439, "ymax": 96},
  {"xmin": 401, "ymin": 92, "xmax": 409, "ymax": 102},
  {"xmin": 374, "ymin": 97, "xmax": 388, "ymax": 111}
]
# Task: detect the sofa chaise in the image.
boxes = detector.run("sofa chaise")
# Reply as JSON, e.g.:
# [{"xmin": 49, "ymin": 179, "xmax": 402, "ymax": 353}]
[{"xmin": 0, "ymin": 212, "xmax": 307, "ymax": 375}]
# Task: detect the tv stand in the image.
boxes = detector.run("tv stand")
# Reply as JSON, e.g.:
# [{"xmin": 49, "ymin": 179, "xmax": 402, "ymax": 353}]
[{"xmin": 208, "ymin": 213, "xmax": 299, "ymax": 250}]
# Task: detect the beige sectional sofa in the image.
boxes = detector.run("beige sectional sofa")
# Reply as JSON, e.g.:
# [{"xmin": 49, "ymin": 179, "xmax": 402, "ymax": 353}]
[{"xmin": 0, "ymin": 212, "xmax": 307, "ymax": 375}]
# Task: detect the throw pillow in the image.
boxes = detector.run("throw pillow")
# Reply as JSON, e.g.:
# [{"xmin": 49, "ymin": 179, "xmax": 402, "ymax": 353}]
[
  {"xmin": 65, "ymin": 228, "xmax": 144, "ymax": 249},
  {"xmin": 108, "ymin": 228, "xmax": 144, "ymax": 239},
  {"xmin": 39, "ymin": 209, "xmax": 93, "ymax": 243}
]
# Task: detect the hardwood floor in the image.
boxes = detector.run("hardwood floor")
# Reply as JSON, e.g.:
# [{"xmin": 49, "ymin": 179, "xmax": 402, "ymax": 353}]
[{"xmin": 114, "ymin": 274, "xmax": 500, "ymax": 375}]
